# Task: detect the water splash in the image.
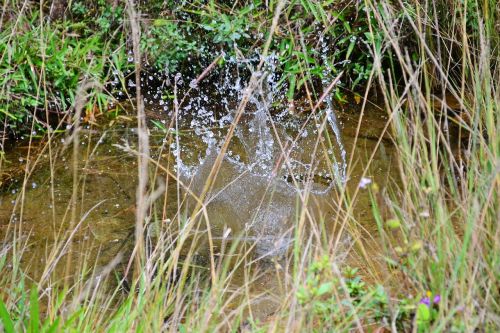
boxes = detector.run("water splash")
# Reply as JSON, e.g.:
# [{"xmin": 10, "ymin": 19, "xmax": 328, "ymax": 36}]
[{"xmin": 157, "ymin": 53, "xmax": 348, "ymax": 257}]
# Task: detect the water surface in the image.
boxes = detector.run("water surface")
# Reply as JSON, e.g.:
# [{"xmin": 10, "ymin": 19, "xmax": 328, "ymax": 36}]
[{"xmin": 1, "ymin": 67, "xmax": 397, "ymax": 319}]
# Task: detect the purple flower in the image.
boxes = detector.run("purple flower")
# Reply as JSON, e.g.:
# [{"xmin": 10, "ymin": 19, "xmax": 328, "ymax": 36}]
[
  {"xmin": 433, "ymin": 295, "xmax": 441, "ymax": 304},
  {"xmin": 358, "ymin": 177, "xmax": 372, "ymax": 189},
  {"xmin": 419, "ymin": 297, "xmax": 431, "ymax": 306}
]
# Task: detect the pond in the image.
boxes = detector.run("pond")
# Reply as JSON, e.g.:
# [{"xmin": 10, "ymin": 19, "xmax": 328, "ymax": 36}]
[{"xmin": 0, "ymin": 65, "xmax": 398, "ymax": 320}]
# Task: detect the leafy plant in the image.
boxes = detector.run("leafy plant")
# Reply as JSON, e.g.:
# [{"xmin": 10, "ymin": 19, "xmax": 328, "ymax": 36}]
[
  {"xmin": 0, "ymin": 10, "xmax": 129, "ymax": 135},
  {"xmin": 0, "ymin": 287, "xmax": 61, "ymax": 333},
  {"xmin": 141, "ymin": 20, "xmax": 198, "ymax": 72}
]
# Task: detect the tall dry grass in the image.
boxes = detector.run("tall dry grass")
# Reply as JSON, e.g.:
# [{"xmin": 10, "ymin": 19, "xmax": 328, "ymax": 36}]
[{"xmin": 0, "ymin": 0, "xmax": 498, "ymax": 332}]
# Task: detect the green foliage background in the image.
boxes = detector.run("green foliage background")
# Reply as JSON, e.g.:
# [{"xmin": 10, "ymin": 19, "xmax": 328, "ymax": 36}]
[{"xmin": 0, "ymin": 0, "xmax": 383, "ymax": 135}]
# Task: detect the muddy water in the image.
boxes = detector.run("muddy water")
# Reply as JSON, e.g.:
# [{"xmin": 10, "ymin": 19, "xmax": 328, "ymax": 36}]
[
  {"xmin": 0, "ymin": 99, "xmax": 396, "ymax": 319},
  {"xmin": 0, "ymin": 127, "xmax": 141, "ymax": 280}
]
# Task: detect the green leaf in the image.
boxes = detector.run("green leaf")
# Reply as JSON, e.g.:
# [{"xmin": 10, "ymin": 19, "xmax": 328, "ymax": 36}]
[
  {"xmin": 385, "ymin": 218, "xmax": 401, "ymax": 229},
  {"xmin": 317, "ymin": 282, "xmax": 334, "ymax": 296},
  {"xmin": 42, "ymin": 318, "xmax": 60, "ymax": 333},
  {"xmin": 345, "ymin": 40, "xmax": 356, "ymax": 60},
  {"xmin": 417, "ymin": 303, "xmax": 430, "ymax": 322},
  {"xmin": 296, "ymin": 286, "xmax": 309, "ymax": 303},
  {"xmin": 29, "ymin": 287, "xmax": 40, "ymax": 333},
  {"xmin": 151, "ymin": 120, "xmax": 167, "ymax": 133},
  {"xmin": 0, "ymin": 299, "xmax": 15, "ymax": 333},
  {"xmin": 153, "ymin": 19, "xmax": 170, "ymax": 27},
  {"xmin": 0, "ymin": 108, "xmax": 18, "ymax": 120},
  {"xmin": 287, "ymin": 75, "xmax": 296, "ymax": 101}
]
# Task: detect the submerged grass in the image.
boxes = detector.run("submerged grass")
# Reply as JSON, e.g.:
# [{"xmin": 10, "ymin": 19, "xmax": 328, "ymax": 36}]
[{"xmin": 0, "ymin": 0, "xmax": 499, "ymax": 332}]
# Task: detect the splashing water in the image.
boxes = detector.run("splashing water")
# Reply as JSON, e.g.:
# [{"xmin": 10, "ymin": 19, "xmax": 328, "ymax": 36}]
[{"xmin": 166, "ymin": 53, "xmax": 347, "ymax": 257}]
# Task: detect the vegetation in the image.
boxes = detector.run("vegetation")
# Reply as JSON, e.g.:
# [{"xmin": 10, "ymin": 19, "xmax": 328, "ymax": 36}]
[
  {"xmin": 1, "ymin": 0, "xmax": 498, "ymax": 332},
  {"xmin": 0, "ymin": 3, "xmax": 130, "ymax": 136},
  {"xmin": 1, "ymin": 0, "xmax": 380, "ymax": 136}
]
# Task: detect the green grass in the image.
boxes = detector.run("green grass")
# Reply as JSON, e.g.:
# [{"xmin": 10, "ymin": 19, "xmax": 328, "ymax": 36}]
[
  {"xmin": 0, "ymin": 5, "xmax": 129, "ymax": 136},
  {"xmin": 1, "ymin": 0, "xmax": 499, "ymax": 332}
]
